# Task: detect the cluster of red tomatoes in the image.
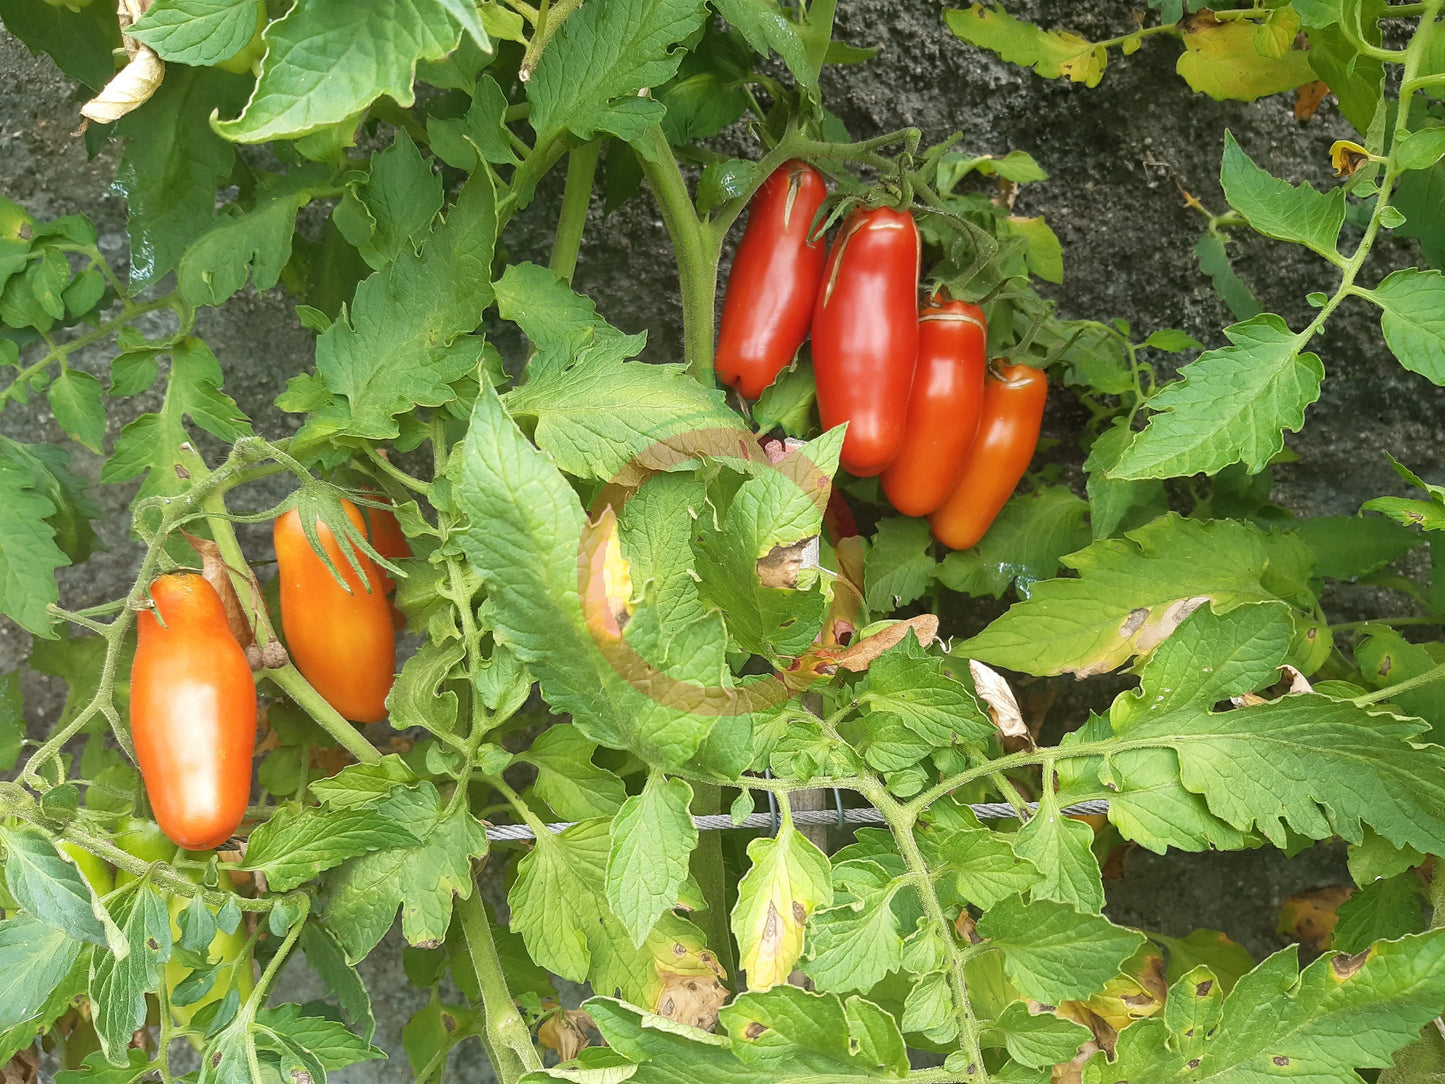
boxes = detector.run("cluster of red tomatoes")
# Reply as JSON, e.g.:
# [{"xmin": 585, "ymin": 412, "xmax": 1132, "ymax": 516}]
[
  {"xmin": 129, "ymin": 500, "xmax": 406, "ymax": 850},
  {"xmin": 716, "ymin": 161, "xmax": 1048, "ymax": 551}
]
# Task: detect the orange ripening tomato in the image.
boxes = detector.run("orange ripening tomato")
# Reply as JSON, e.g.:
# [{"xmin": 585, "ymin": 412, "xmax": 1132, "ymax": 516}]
[
  {"xmin": 131, "ymin": 574, "xmax": 257, "ymax": 851},
  {"xmin": 363, "ymin": 503, "xmax": 410, "ymax": 594},
  {"xmin": 274, "ymin": 501, "xmax": 396, "ymax": 722},
  {"xmin": 715, "ymin": 161, "xmax": 829, "ymax": 400},
  {"xmin": 928, "ymin": 363, "xmax": 1048, "ymax": 550},
  {"xmin": 811, "ymin": 205, "xmax": 921, "ymax": 476},
  {"xmin": 880, "ymin": 295, "xmax": 988, "ymax": 516}
]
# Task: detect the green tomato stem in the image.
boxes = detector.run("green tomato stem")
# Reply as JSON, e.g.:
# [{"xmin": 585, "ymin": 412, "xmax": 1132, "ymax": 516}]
[
  {"xmin": 266, "ymin": 666, "xmax": 383, "ymax": 765},
  {"xmin": 549, "ymin": 139, "xmax": 601, "ymax": 283},
  {"xmin": 1351, "ymin": 659, "xmax": 1445, "ymax": 708},
  {"xmin": 457, "ymin": 891, "xmax": 543, "ymax": 1083},
  {"xmin": 635, "ymin": 124, "xmax": 719, "ymax": 383}
]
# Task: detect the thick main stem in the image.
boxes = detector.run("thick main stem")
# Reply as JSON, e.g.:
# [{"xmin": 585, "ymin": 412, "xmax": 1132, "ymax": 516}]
[
  {"xmin": 635, "ymin": 125, "xmax": 719, "ymax": 383},
  {"xmin": 457, "ymin": 892, "xmax": 542, "ymax": 1083}
]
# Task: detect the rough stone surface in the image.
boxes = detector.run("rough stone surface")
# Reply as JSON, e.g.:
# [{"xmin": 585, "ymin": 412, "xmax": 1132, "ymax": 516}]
[{"xmin": 7, "ymin": 0, "xmax": 1440, "ymax": 1075}]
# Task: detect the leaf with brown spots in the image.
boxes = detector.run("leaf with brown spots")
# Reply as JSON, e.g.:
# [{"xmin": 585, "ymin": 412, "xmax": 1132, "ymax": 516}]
[
  {"xmin": 1277, "ymin": 885, "xmax": 1353, "ymax": 952},
  {"xmin": 537, "ymin": 1008, "xmax": 595, "ymax": 1060},
  {"xmin": 730, "ymin": 825, "xmax": 832, "ymax": 992},
  {"xmin": 1109, "ymin": 929, "xmax": 1445, "ymax": 1081}
]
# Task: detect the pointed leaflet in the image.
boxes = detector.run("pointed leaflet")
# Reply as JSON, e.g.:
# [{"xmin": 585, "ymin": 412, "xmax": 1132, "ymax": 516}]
[
  {"xmin": 979, "ymin": 895, "xmax": 1145, "ymax": 1004},
  {"xmin": 90, "ymin": 885, "xmax": 172, "ymax": 1065},
  {"xmin": 719, "ymin": 985, "xmax": 910, "ymax": 1077},
  {"xmin": 503, "ymin": 351, "xmax": 743, "ymax": 482},
  {"xmin": 1066, "ymin": 605, "xmax": 1445, "ymax": 854},
  {"xmin": 320, "ymin": 783, "xmax": 488, "ymax": 963},
  {"xmin": 731, "ymin": 825, "xmax": 833, "ymax": 991},
  {"xmin": 0, "ymin": 913, "xmax": 85, "ymax": 1031},
  {"xmin": 0, "ymin": 447, "xmax": 71, "ymax": 636},
  {"xmin": 1109, "ymin": 314, "xmax": 1322, "ymax": 480},
  {"xmin": 861, "ymin": 633, "xmax": 994, "ymax": 746},
  {"xmin": 332, "ymin": 131, "xmax": 442, "ymax": 271},
  {"xmin": 606, "ymin": 774, "xmax": 698, "ymax": 947},
  {"xmin": 214, "ymin": 0, "xmax": 484, "ymax": 142},
  {"xmin": 1368, "ymin": 268, "xmax": 1445, "ymax": 385},
  {"xmin": 114, "ymin": 66, "xmax": 247, "ymax": 284},
  {"xmin": 802, "ymin": 859, "xmax": 910, "ymax": 994},
  {"xmin": 1013, "ymin": 796, "xmax": 1105, "ymax": 914},
  {"xmin": 302, "ymin": 170, "xmax": 496, "ymax": 441},
  {"xmin": 517, "ymin": 725, "xmax": 626, "ymax": 820},
  {"xmin": 961, "ymin": 515, "xmax": 1289, "ymax": 678},
  {"xmin": 451, "ymin": 384, "xmax": 719, "ymax": 767},
  {"xmin": 1096, "ymin": 932, "xmax": 1445, "ymax": 1084},
  {"xmin": 494, "ymin": 262, "xmax": 646, "ymax": 383},
  {"xmin": 527, "ymin": 0, "xmax": 709, "ymax": 144},
  {"xmin": 129, "ymin": 0, "xmax": 262, "ymax": 66},
  {"xmin": 1219, "ymin": 131, "xmax": 1346, "ymax": 261},
  {"xmin": 1332, "ymin": 874, "xmax": 1426, "ymax": 953},
  {"xmin": 864, "ymin": 516, "xmax": 935, "ymax": 611},
  {"xmin": 710, "ymin": 0, "xmax": 816, "ymax": 93},
  {"xmin": 101, "ymin": 337, "xmax": 253, "ymax": 500},
  {"xmin": 298, "ymin": 924, "xmax": 375, "ymax": 1042},
  {"xmin": 983, "ymin": 1001, "xmax": 1093, "ymax": 1069},
  {"xmin": 509, "ymin": 820, "xmax": 721, "ymax": 1008},
  {"xmin": 1, "ymin": 827, "xmax": 115, "ymax": 949},
  {"xmin": 240, "ymin": 803, "xmax": 422, "ymax": 892},
  {"xmin": 940, "ymin": 828, "xmax": 1043, "ymax": 908}
]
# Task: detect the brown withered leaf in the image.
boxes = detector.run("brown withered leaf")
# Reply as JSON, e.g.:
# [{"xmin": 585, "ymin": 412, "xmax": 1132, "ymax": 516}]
[
  {"xmin": 1330, "ymin": 139, "xmax": 1371, "ymax": 177},
  {"xmin": 1053, "ymin": 1041, "xmax": 1103, "ymax": 1084},
  {"xmin": 970, "ymin": 660, "xmax": 1032, "ymax": 748},
  {"xmin": 1278, "ymin": 885, "xmax": 1353, "ymax": 952},
  {"xmin": 181, "ymin": 530, "xmax": 257, "ymax": 647},
  {"xmin": 537, "ymin": 1009, "xmax": 595, "ymax": 1061},
  {"xmin": 1073, "ymin": 595, "xmax": 1211, "ymax": 679},
  {"xmin": 1232, "ymin": 664, "xmax": 1314, "ymax": 707},
  {"xmin": 1294, "ymin": 80, "xmax": 1330, "ymax": 120},
  {"xmin": 954, "ymin": 911, "xmax": 982, "ymax": 945},
  {"xmin": 3, "ymin": 1047, "xmax": 38, "ymax": 1084},
  {"xmin": 655, "ymin": 953, "xmax": 727, "ymax": 1032},
  {"xmin": 757, "ymin": 538, "xmax": 815, "ymax": 589},
  {"xmin": 832, "ymin": 615, "xmax": 939, "ymax": 672},
  {"xmin": 822, "ymin": 534, "xmax": 865, "ymax": 647}
]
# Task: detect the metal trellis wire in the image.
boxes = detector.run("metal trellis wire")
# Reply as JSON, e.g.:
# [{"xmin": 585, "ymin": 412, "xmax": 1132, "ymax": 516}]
[{"xmin": 481, "ymin": 798, "xmax": 1111, "ymax": 842}]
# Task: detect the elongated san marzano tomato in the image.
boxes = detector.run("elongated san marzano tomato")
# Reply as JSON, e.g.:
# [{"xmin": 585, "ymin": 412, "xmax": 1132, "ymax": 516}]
[
  {"xmin": 811, "ymin": 205, "xmax": 921, "ymax": 476},
  {"xmin": 274, "ymin": 500, "xmax": 396, "ymax": 722},
  {"xmin": 928, "ymin": 363, "xmax": 1048, "ymax": 550},
  {"xmin": 881, "ymin": 295, "xmax": 988, "ymax": 516},
  {"xmin": 716, "ymin": 161, "xmax": 829, "ymax": 400},
  {"xmin": 131, "ymin": 574, "xmax": 257, "ymax": 850}
]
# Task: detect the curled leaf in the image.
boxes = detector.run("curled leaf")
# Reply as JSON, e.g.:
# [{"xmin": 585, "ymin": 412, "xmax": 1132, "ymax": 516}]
[
  {"xmin": 1330, "ymin": 140, "xmax": 1371, "ymax": 178},
  {"xmin": 969, "ymin": 660, "xmax": 1031, "ymax": 747},
  {"xmin": 81, "ymin": 47, "xmax": 163, "ymax": 125}
]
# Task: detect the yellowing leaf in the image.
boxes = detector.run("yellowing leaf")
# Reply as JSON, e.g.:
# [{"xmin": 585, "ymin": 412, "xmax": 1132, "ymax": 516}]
[
  {"xmin": 945, "ymin": 5, "xmax": 1106, "ymax": 88},
  {"xmin": 731, "ymin": 825, "xmax": 832, "ymax": 991},
  {"xmin": 1177, "ymin": 17, "xmax": 1315, "ymax": 101},
  {"xmin": 580, "ymin": 505, "xmax": 635, "ymax": 642}
]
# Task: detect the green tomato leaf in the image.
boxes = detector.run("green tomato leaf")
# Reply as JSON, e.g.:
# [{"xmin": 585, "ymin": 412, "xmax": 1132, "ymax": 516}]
[
  {"xmin": 1176, "ymin": 19, "xmax": 1315, "ymax": 102},
  {"xmin": 982, "ymin": 1001, "xmax": 1092, "ymax": 1069},
  {"xmin": 938, "ymin": 486, "xmax": 1090, "ymax": 597},
  {"xmin": 711, "ymin": 0, "xmax": 815, "ymax": 93},
  {"xmin": 306, "ymin": 755, "xmax": 415, "ymax": 811},
  {"xmin": 1369, "ymin": 268, "xmax": 1445, "ymax": 385},
  {"xmin": 718, "ymin": 985, "xmax": 909, "ymax": 1077},
  {"xmin": 864, "ymin": 517, "xmax": 935, "ymax": 612},
  {"xmin": 518, "ymin": 725, "xmax": 627, "ymax": 821},
  {"xmin": 862, "ymin": 634, "xmax": 994, "ymax": 747},
  {"xmin": 527, "ymin": 0, "xmax": 708, "ymax": 144},
  {"xmin": 213, "ymin": 0, "xmax": 477, "ymax": 142},
  {"xmin": 90, "ymin": 884, "xmax": 172, "ymax": 1064},
  {"xmin": 320, "ymin": 783, "xmax": 488, "ymax": 963},
  {"xmin": 1100, "ymin": 932, "xmax": 1445, "ymax": 1084},
  {"xmin": 1282, "ymin": 514, "xmax": 1422, "ymax": 580},
  {"xmin": 941, "ymin": 828, "xmax": 1043, "ymax": 910},
  {"xmin": 0, "ymin": 912, "xmax": 85, "ymax": 1031},
  {"xmin": 961, "ymin": 515, "xmax": 1291, "ymax": 678},
  {"xmin": 605, "ymin": 774, "xmax": 697, "ymax": 947},
  {"xmin": 240, "ymin": 804, "xmax": 423, "ymax": 893},
  {"xmin": 1220, "ymin": 131, "xmax": 1346, "ymax": 260},
  {"xmin": 1332, "ymin": 874, "xmax": 1426, "ymax": 954},
  {"xmin": 1193, "ymin": 232, "xmax": 1263, "ymax": 321},
  {"xmin": 978, "ymin": 895, "xmax": 1145, "ymax": 1004},
  {"xmin": 1, "ymin": 826, "xmax": 114, "ymax": 949},
  {"xmin": 332, "ymin": 131, "xmax": 442, "ymax": 271},
  {"xmin": 1110, "ymin": 314, "xmax": 1322, "ymax": 481},
  {"xmin": 801, "ymin": 859, "xmax": 908, "ymax": 994},
  {"xmin": 0, "ymin": 444, "xmax": 73, "ymax": 636},
  {"xmin": 129, "ymin": 0, "xmax": 261, "ymax": 67},
  {"xmin": 48, "ymin": 370, "xmax": 107, "ymax": 453},
  {"xmin": 298, "ymin": 924, "xmax": 376, "ymax": 1043},
  {"xmin": 298, "ymin": 171, "xmax": 496, "ymax": 441},
  {"xmin": 1013, "ymin": 799, "xmax": 1104, "ymax": 914},
  {"xmin": 101, "ymin": 337, "xmax": 253, "ymax": 499},
  {"xmin": 254, "ymin": 1002, "xmax": 385, "ymax": 1072}
]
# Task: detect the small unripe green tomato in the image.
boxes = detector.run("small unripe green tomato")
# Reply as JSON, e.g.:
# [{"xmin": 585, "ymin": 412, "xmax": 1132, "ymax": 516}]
[
  {"xmin": 217, "ymin": 3, "xmax": 267, "ymax": 75},
  {"xmin": 58, "ymin": 841, "xmax": 114, "ymax": 898}
]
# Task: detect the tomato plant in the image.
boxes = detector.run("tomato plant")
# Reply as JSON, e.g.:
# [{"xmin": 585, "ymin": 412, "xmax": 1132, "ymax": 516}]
[
  {"xmin": 3, "ymin": 2, "xmax": 1445, "ymax": 1083},
  {"xmin": 880, "ymin": 294, "xmax": 988, "ymax": 517},
  {"xmin": 811, "ymin": 204, "xmax": 922, "ymax": 476},
  {"xmin": 715, "ymin": 160, "xmax": 828, "ymax": 400},
  {"xmin": 130, "ymin": 574, "xmax": 257, "ymax": 851},
  {"xmin": 928, "ymin": 362, "xmax": 1049, "ymax": 550},
  {"xmin": 273, "ymin": 501, "xmax": 396, "ymax": 724}
]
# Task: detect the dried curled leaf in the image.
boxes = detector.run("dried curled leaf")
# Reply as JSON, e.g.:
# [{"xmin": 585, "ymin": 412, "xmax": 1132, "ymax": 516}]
[
  {"xmin": 81, "ymin": 46, "xmax": 164, "ymax": 125},
  {"xmin": 538, "ymin": 1008, "xmax": 595, "ymax": 1061},
  {"xmin": 970, "ymin": 659, "xmax": 1031, "ymax": 748}
]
